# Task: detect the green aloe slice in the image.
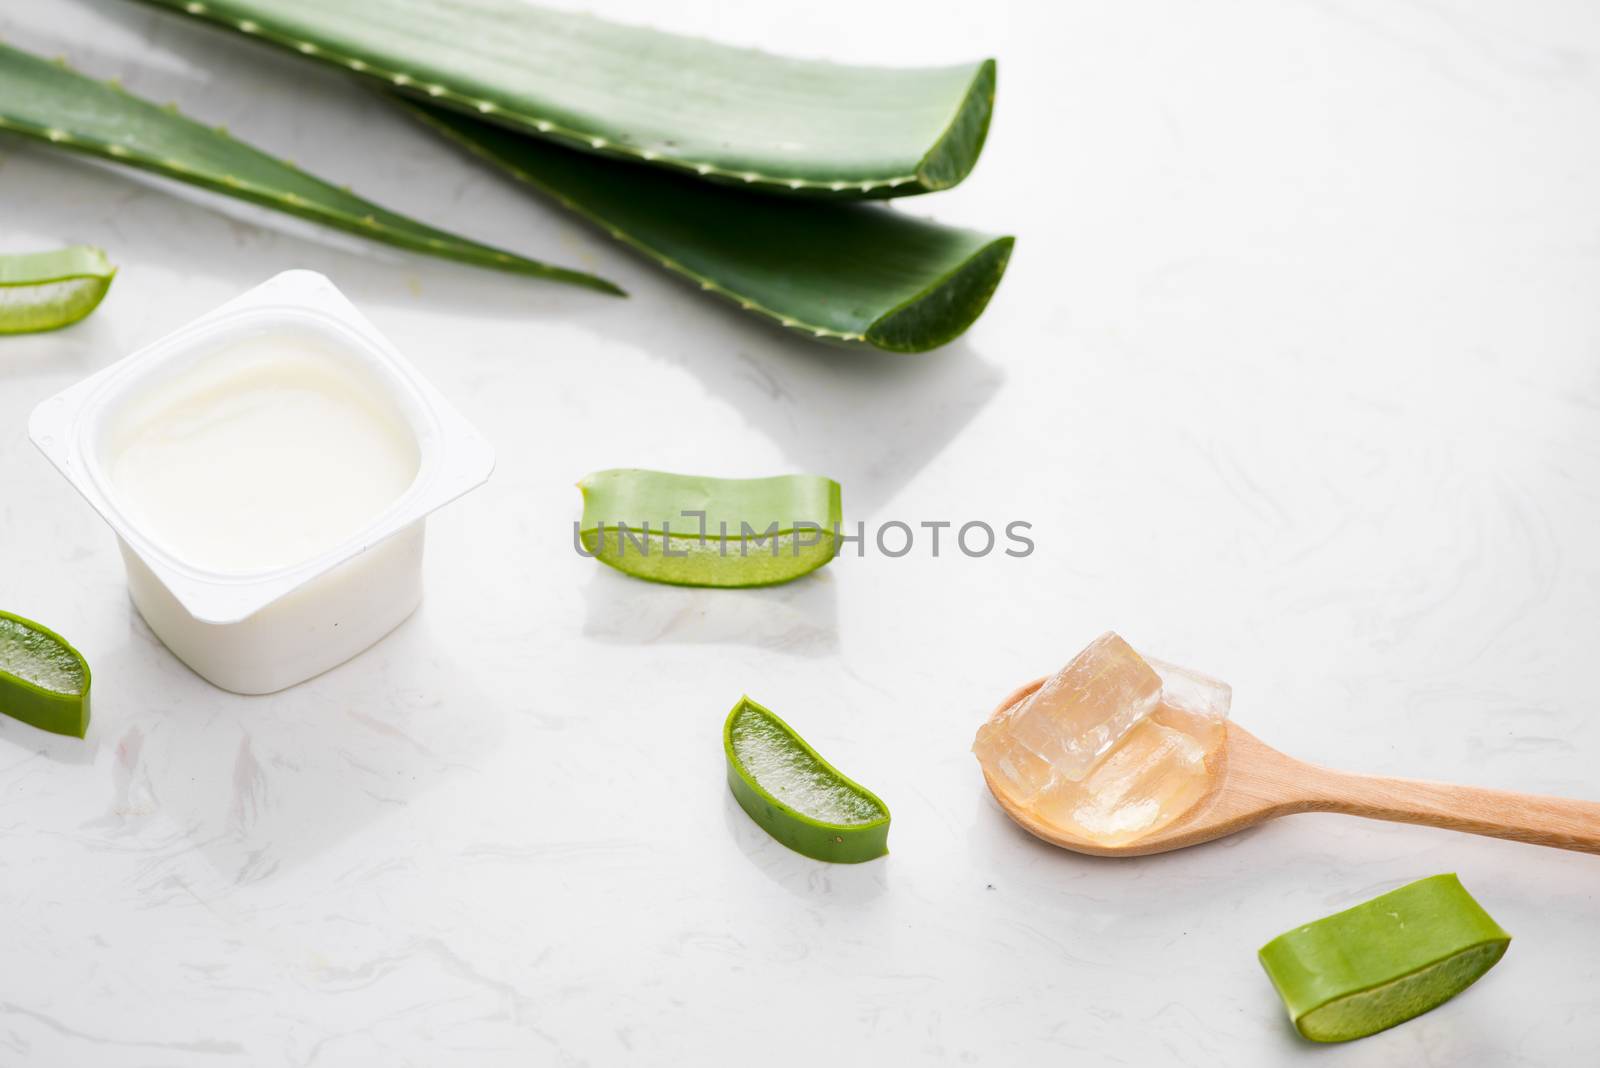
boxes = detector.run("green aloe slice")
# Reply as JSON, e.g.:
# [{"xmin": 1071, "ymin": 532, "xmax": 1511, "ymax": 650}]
[
  {"xmin": 0, "ymin": 610, "xmax": 91, "ymax": 738},
  {"xmin": 579, "ymin": 469, "xmax": 841, "ymax": 588},
  {"xmin": 404, "ymin": 102, "xmax": 1013, "ymax": 351},
  {"xmin": 0, "ymin": 44, "xmax": 619, "ymax": 293},
  {"xmin": 130, "ymin": 0, "xmax": 995, "ymax": 197},
  {"xmin": 1258, "ymin": 874, "xmax": 1511, "ymax": 1043},
  {"xmin": 0, "ymin": 246, "xmax": 116, "ymax": 334},
  {"xmin": 724, "ymin": 696, "xmax": 890, "ymax": 863}
]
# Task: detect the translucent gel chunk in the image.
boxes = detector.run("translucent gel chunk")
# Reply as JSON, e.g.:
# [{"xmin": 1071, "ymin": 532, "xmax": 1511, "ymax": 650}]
[
  {"xmin": 1147, "ymin": 657, "xmax": 1231, "ymax": 752},
  {"xmin": 729, "ymin": 712, "xmax": 881, "ymax": 825},
  {"xmin": 973, "ymin": 632, "xmax": 1162, "ymax": 798},
  {"xmin": 1031, "ymin": 719, "xmax": 1212, "ymax": 845},
  {"xmin": 975, "ymin": 637, "xmax": 1234, "ymax": 846},
  {"xmin": 0, "ymin": 616, "xmax": 85, "ymax": 694},
  {"xmin": 972, "ymin": 712, "xmax": 1053, "ymax": 802}
]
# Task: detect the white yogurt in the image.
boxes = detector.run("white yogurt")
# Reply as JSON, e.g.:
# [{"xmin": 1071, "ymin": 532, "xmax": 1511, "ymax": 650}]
[
  {"xmin": 104, "ymin": 335, "xmax": 421, "ymax": 574},
  {"xmin": 30, "ymin": 271, "xmax": 495, "ymax": 694}
]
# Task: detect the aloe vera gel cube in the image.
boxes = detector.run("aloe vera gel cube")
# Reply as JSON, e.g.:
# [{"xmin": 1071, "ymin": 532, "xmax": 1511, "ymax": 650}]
[{"xmin": 973, "ymin": 633, "xmax": 1162, "ymax": 798}]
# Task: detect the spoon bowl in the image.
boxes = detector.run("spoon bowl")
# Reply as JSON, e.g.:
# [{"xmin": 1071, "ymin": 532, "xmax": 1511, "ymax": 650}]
[{"xmin": 984, "ymin": 677, "xmax": 1600, "ymax": 857}]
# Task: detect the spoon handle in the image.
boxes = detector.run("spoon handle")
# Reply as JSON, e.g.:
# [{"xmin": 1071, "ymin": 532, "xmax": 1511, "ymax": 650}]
[{"xmin": 1292, "ymin": 765, "xmax": 1600, "ymax": 854}]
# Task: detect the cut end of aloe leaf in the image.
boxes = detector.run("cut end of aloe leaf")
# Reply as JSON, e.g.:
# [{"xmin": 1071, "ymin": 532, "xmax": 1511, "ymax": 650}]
[
  {"xmin": 865, "ymin": 235, "xmax": 1014, "ymax": 353},
  {"xmin": 578, "ymin": 469, "xmax": 842, "ymax": 588},
  {"xmin": 400, "ymin": 99, "xmax": 1012, "ymax": 352},
  {"xmin": 724, "ymin": 696, "xmax": 890, "ymax": 863},
  {"xmin": 0, "ymin": 246, "xmax": 115, "ymax": 335},
  {"xmin": 914, "ymin": 58, "xmax": 997, "ymax": 194},
  {"xmin": 1258, "ymin": 874, "xmax": 1511, "ymax": 1043},
  {"xmin": 0, "ymin": 610, "xmax": 91, "ymax": 738}
]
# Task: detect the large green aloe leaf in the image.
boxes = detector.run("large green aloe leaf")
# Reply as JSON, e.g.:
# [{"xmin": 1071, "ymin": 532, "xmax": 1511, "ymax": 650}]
[
  {"xmin": 129, "ymin": 0, "xmax": 995, "ymax": 198},
  {"xmin": 401, "ymin": 100, "xmax": 1012, "ymax": 352},
  {"xmin": 0, "ymin": 43, "xmax": 620, "ymax": 292}
]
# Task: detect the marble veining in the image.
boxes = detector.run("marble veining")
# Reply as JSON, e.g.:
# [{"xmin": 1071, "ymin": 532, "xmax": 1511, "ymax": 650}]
[{"xmin": 1, "ymin": 1, "xmax": 1598, "ymax": 1065}]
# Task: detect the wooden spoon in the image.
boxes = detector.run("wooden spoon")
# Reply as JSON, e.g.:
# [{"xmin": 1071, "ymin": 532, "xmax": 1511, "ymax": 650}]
[{"xmin": 983, "ymin": 677, "xmax": 1600, "ymax": 857}]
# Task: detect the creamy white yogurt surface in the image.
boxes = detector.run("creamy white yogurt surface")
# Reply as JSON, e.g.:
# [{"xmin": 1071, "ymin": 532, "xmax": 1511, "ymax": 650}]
[{"xmin": 104, "ymin": 333, "xmax": 420, "ymax": 574}]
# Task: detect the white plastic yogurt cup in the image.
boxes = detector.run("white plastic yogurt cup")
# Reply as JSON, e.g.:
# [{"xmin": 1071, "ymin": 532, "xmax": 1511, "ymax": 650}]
[{"xmin": 29, "ymin": 270, "xmax": 495, "ymax": 694}]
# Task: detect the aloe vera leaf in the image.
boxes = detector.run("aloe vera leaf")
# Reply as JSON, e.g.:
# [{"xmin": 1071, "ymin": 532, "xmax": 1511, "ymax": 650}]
[
  {"xmin": 579, "ymin": 469, "xmax": 841, "ymax": 588},
  {"xmin": 0, "ymin": 246, "xmax": 116, "ymax": 335},
  {"xmin": 128, "ymin": 0, "xmax": 995, "ymax": 198},
  {"xmin": 0, "ymin": 610, "xmax": 91, "ymax": 738},
  {"xmin": 403, "ymin": 101, "xmax": 1012, "ymax": 352},
  {"xmin": 1258, "ymin": 874, "xmax": 1511, "ymax": 1043},
  {"xmin": 0, "ymin": 44, "xmax": 620, "ymax": 293},
  {"xmin": 724, "ymin": 696, "xmax": 890, "ymax": 863}
]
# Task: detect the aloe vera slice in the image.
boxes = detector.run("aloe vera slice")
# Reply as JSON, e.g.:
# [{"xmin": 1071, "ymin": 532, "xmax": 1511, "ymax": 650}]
[
  {"xmin": 129, "ymin": 0, "xmax": 994, "ymax": 198},
  {"xmin": 579, "ymin": 469, "xmax": 841, "ymax": 588},
  {"xmin": 0, "ymin": 610, "xmax": 91, "ymax": 738},
  {"xmin": 0, "ymin": 44, "xmax": 619, "ymax": 293},
  {"xmin": 404, "ymin": 102, "xmax": 1012, "ymax": 351},
  {"xmin": 724, "ymin": 696, "xmax": 890, "ymax": 863},
  {"xmin": 0, "ymin": 246, "xmax": 116, "ymax": 334},
  {"xmin": 1258, "ymin": 874, "xmax": 1511, "ymax": 1043}
]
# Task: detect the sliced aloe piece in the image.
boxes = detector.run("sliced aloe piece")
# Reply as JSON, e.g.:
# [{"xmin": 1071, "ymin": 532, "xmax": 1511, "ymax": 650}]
[
  {"xmin": 0, "ymin": 246, "xmax": 116, "ymax": 334},
  {"xmin": 0, "ymin": 610, "xmax": 91, "ymax": 738},
  {"xmin": 1258, "ymin": 874, "xmax": 1511, "ymax": 1043},
  {"xmin": 0, "ymin": 44, "xmax": 619, "ymax": 293},
  {"xmin": 724, "ymin": 696, "xmax": 890, "ymax": 863},
  {"xmin": 405, "ymin": 102, "xmax": 1012, "ymax": 351},
  {"xmin": 578, "ymin": 469, "xmax": 841, "ymax": 588},
  {"xmin": 130, "ymin": 0, "xmax": 995, "ymax": 197}
]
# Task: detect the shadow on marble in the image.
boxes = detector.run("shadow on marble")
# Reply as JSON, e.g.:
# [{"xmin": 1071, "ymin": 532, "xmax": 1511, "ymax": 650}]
[
  {"xmin": 581, "ymin": 567, "xmax": 839, "ymax": 656},
  {"xmin": 543, "ymin": 275, "xmax": 1007, "ymax": 515},
  {"xmin": 78, "ymin": 603, "xmax": 506, "ymax": 885},
  {"xmin": 0, "ymin": 721, "xmax": 100, "ymax": 766},
  {"xmin": 0, "ymin": 314, "xmax": 117, "ymax": 384},
  {"xmin": 721, "ymin": 789, "xmax": 889, "ymax": 903}
]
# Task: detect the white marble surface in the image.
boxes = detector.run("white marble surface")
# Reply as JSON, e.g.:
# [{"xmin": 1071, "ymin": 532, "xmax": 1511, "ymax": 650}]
[{"xmin": 2, "ymin": 1, "xmax": 1598, "ymax": 1064}]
